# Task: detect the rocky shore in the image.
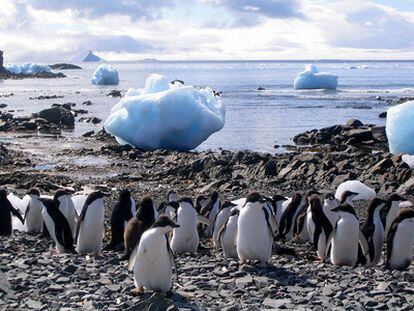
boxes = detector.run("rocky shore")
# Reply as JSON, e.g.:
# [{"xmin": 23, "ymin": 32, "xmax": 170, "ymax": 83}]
[{"xmin": 0, "ymin": 102, "xmax": 414, "ymax": 309}]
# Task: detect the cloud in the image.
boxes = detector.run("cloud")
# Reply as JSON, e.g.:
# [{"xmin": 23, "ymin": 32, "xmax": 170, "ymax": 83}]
[
  {"xmin": 311, "ymin": 1, "xmax": 414, "ymax": 49},
  {"xmin": 26, "ymin": 0, "xmax": 173, "ymax": 20},
  {"xmin": 220, "ymin": 0, "xmax": 303, "ymax": 19}
]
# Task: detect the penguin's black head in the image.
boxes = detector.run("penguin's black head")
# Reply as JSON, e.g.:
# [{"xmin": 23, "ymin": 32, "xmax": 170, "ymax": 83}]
[
  {"xmin": 167, "ymin": 190, "xmax": 177, "ymax": 202},
  {"xmin": 28, "ymin": 188, "xmax": 41, "ymax": 197},
  {"xmin": 140, "ymin": 196, "xmax": 154, "ymax": 210},
  {"xmin": 221, "ymin": 201, "xmax": 237, "ymax": 209},
  {"xmin": 229, "ymin": 209, "xmax": 240, "ymax": 217},
  {"xmin": 272, "ymin": 194, "xmax": 288, "ymax": 203},
  {"xmin": 39, "ymin": 197, "xmax": 57, "ymax": 210},
  {"xmin": 309, "ymin": 194, "xmax": 322, "ymax": 210},
  {"xmin": 370, "ymin": 197, "xmax": 387, "ymax": 209},
  {"xmin": 168, "ymin": 201, "xmax": 180, "ymax": 210},
  {"xmin": 306, "ymin": 190, "xmax": 320, "ymax": 198},
  {"xmin": 388, "ymin": 193, "xmax": 406, "ymax": 203},
  {"xmin": 340, "ymin": 190, "xmax": 359, "ymax": 203},
  {"xmin": 332, "ymin": 204, "xmax": 356, "ymax": 216},
  {"xmin": 396, "ymin": 207, "xmax": 414, "ymax": 222},
  {"xmin": 245, "ymin": 192, "xmax": 266, "ymax": 205},
  {"xmin": 178, "ymin": 197, "xmax": 194, "ymax": 206},
  {"xmin": 119, "ymin": 189, "xmax": 131, "ymax": 199},
  {"xmin": 151, "ymin": 215, "xmax": 180, "ymax": 229},
  {"xmin": 53, "ymin": 189, "xmax": 68, "ymax": 201},
  {"xmin": 291, "ymin": 192, "xmax": 303, "ymax": 205},
  {"xmin": 196, "ymin": 194, "xmax": 207, "ymax": 204},
  {"xmin": 210, "ymin": 191, "xmax": 219, "ymax": 201}
]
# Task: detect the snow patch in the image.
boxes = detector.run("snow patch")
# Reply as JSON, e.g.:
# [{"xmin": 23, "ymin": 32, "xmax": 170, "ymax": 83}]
[
  {"xmin": 104, "ymin": 74, "xmax": 225, "ymax": 151},
  {"xmin": 294, "ymin": 64, "xmax": 338, "ymax": 90}
]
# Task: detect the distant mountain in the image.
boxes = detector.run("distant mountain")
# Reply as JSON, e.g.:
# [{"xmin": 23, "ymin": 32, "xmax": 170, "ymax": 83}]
[{"xmin": 82, "ymin": 50, "xmax": 104, "ymax": 62}]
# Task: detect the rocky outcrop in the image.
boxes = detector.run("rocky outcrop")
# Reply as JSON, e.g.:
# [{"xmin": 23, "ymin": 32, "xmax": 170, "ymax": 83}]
[{"xmin": 49, "ymin": 63, "xmax": 82, "ymax": 70}]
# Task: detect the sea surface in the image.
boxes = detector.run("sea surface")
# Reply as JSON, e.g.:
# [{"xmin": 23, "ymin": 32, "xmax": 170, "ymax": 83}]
[{"xmin": 1, "ymin": 60, "xmax": 414, "ymax": 153}]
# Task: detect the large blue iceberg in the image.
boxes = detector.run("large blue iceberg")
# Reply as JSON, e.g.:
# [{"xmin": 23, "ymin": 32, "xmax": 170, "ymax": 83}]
[
  {"xmin": 91, "ymin": 65, "xmax": 119, "ymax": 85},
  {"xmin": 104, "ymin": 74, "xmax": 225, "ymax": 151},
  {"xmin": 386, "ymin": 101, "xmax": 414, "ymax": 155},
  {"xmin": 294, "ymin": 64, "xmax": 338, "ymax": 90},
  {"xmin": 4, "ymin": 63, "xmax": 51, "ymax": 74}
]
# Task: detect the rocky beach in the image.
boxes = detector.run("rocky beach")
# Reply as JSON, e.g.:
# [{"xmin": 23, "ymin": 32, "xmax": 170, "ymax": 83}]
[{"xmin": 1, "ymin": 94, "xmax": 413, "ymax": 310}]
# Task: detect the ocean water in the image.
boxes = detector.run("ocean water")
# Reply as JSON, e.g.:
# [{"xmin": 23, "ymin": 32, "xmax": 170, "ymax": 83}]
[{"xmin": 1, "ymin": 61, "xmax": 414, "ymax": 153}]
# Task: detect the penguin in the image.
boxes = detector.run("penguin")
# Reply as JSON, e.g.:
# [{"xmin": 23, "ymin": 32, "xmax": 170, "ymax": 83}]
[
  {"xmin": 0, "ymin": 189, "xmax": 24, "ymax": 236},
  {"xmin": 171, "ymin": 197, "xmax": 199, "ymax": 254},
  {"xmin": 218, "ymin": 208, "xmax": 239, "ymax": 258},
  {"xmin": 327, "ymin": 204, "xmax": 367, "ymax": 267},
  {"xmin": 195, "ymin": 194, "xmax": 207, "ymax": 215},
  {"xmin": 75, "ymin": 191, "xmax": 105, "ymax": 254},
  {"xmin": 307, "ymin": 194, "xmax": 333, "ymax": 260},
  {"xmin": 294, "ymin": 190, "xmax": 320, "ymax": 243},
  {"xmin": 167, "ymin": 190, "xmax": 178, "ymax": 203},
  {"xmin": 272, "ymin": 194, "xmax": 288, "ymax": 227},
  {"xmin": 339, "ymin": 190, "xmax": 359, "ymax": 205},
  {"xmin": 212, "ymin": 201, "xmax": 237, "ymax": 249},
  {"xmin": 105, "ymin": 190, "xmax": 136, "ymax": 251},
  {"xmin": 386, "ymin": 207, "xmax": 414, "ymax": 270},
  {"xmin": 201, "ymin": 191, "xmax": 220, "ymax": 237},
  {"xmin": 278, "ymin": 192, "xmax": 303, "ymax": 241},
  {"xmin": 40, "ymin": 198, "xmax": 76, "ymax": 253},
  {"xmin": 360, "ymin": 198, "xmax": 387, "ymax": 266},
  {"xmin": 323, "ymin": 193, "xmax": 339, "ymax": 227},
  {"xmin": 53, "ymin": 189, "xmax": 76, "ymax": 236},
  {"xmin": 236, "ymin": 192, "xmax": 274, "ymax": 266},
  {"xmin": 382, "ymin": 193, "xmax": 407, "ymax": 238},
  {"xmin": 129, "ymin": 215, "xmax": 180, "ymax": 294},
  {"xmin": 164, "ymin": 201, "xmax": 180, "ymax": 221},
  {"xmin": 121, "ymin": 196, "xmax": 155, "ymax": 260},
  {"xmin": 24, "ymin": 188, "xmax": 44, "ymax": 233}
]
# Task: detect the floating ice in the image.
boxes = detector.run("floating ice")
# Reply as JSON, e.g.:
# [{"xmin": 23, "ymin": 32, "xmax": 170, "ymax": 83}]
[
  {"xmin": 294, "ymin": 64, "xmax": 338, "ymax": 90},
  {"xmin": 335, "ymin": 180, "xmax": 376, "ymax": 201},
  {"xmin": 104, "ymin": 73, "xmax": 225, "ymax": 151},
  {"xmin": 4, "ymin": 63, "xmax": 51, "ymax": 75},
  {"xmin": 91, "ymin": 65, "xmax": 119, "ymax": 85},
  {"xmin": 386, "ymin": 101, "xmax": 414, "ymax": 155}
]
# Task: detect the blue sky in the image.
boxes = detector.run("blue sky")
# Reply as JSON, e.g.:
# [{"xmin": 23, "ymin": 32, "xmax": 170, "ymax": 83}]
[{"xmin": 1, "ymin": 0, "xmax": 414, "ymax": 61}]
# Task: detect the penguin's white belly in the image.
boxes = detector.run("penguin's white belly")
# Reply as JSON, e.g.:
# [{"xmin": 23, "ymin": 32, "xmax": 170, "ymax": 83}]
[
  {"xmin": 213, "ymin": 209, "xmax": 231, "ymax": 249},
  {"xmin": 237, "ymin": 208, "xmax": 272, "ymax": 262},
  {"xmin": 60, "ymin": 201, "xmax": 76, "ymax": 236},
  {"xmin": 385, "ymin": 205, "xmax": 399, "ymax": 236},
  {"xmin": 134, "ymin": 233, "xmax": 172, "ymax": 293},
  {"xmin": 325, "ymin": 209, "xmax": 339, "ymax": 227},
  {"xmin": 206, "ymin": 202, "xmax": 219, "ymax": 236},
  {"xmin": 221, "ymin": 217, "xmax": 238, "ymax": 258},
  {"xmin": 330, "ymin": 218, "xmax": 359, "ymax": 266},
  {"xmin": 171, "ymin": 208, "xmax": 198, "ymax": 254},
  {"xmin": 388, "ymin": 222, "xmax": 414, "ymax": 270},
  {"xmin": 316, "ymin": 230, "xmax": 328, "ymax": 260},
  {"xmin": 26, "ymin": 202, "xmax": 43, "ymax": 232},
  {"xmin": 41, "ymin": 209, "xmax": 65, "ymax": 253},
  {"xmin": 306, "ymin": 211, "xmax": 315, "ymax": 239},
  {"xmin": 371, "ymin": 225, "xmax": 384, "ymax": 265},
  {"xmin": 76, "ymin": 202, "xmax": 104, "ymax": 254}
]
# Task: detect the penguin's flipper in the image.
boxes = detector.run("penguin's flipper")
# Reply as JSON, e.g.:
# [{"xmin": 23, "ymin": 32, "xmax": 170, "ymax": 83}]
[
  {"xmin": 127, "ymin": 243, "xmax": 139, "ymax": 272},
  {"xmin": 325, "ymin": 220, "xmax": 338, "ymax": 257},
  {"xmin": 165, "ymin": 234, "xmax": 179, "ymax": 286},
  {"xmin": 262, "ymin": 206, "xmax": 277, "ymax": 251},
  {"xmin": 196, "ymin": 215, "xmax": 211, "ymax": 225},
  {"xmin": 8, "ymin": 201, "xmax": 24, "ymax": 224}
]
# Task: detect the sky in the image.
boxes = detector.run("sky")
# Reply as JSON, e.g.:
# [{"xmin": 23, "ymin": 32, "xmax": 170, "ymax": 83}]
[{"xmin": 1, "ymin": 0, "xmax": 414, "ymax": 62}]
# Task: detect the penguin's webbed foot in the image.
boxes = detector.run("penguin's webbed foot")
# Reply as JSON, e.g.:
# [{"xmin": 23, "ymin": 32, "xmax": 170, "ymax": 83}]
[{"xmin": 131, "ymin": 287, "xmax": 144, "ymax": 296}]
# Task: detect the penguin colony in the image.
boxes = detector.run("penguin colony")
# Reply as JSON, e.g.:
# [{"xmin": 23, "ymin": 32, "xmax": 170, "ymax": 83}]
[{"xmin": 1, "ymin": 187, "xmax": 413, "ymax": 295}]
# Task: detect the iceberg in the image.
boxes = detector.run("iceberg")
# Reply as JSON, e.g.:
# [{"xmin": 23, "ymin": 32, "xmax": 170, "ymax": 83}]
[
  {"xmin": 83, "ymin": 50, "xmax": 103, "ymax": 62},
  {"xmin": 104, "ymin": 73, "xmax": 225, "ymax": 151},
  {"xmin": 294, "ymin": 64, "xmax": 338, "ymax": 90},
  {"xmin": 335, "ymin": 180, "xmax": 376, "ymax": 201},
  {"xmin": 386, "ymin": 101, "xmax": 414, "ymax": 155},
  {"xmin": 91, "ymin": 65, "xmax": 119, "ymax": 85},
  {"xmin": 4, "ymin": 63, "xmax": 51, "ymax": 75}
]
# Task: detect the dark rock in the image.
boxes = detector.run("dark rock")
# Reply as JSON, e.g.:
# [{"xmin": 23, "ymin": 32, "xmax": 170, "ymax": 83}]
[
  {"xmin": 346, "ymin": 119, "xmax": 364, "ymax": 127},
  {"xmin": 0, "ymin": 103, "xmax": 7, "ymax": 108},
  {"xmin": 126, "ymin": 293, "xmax": 178, "ymax": 311},
  {"xmin": 49, "ymin": 63, "xmax": 82, "ymax": 70},
  {"xmin": 379, "ymin": 111, "xmax": 387, "ymax": 118},
  {"xmin": 79, "ymin": 117, "xmax": 101, "ymax": 124},
  {"xmin": 82, "ymin": 100, "xmax": 93, "ymax": 106},
  {"xmin": 35, "ymin": 107, "xmax": 74, "ymax": 127},
  {"xmin": 257, "ymin": 87, "xmax": 265, "ymax": 91},
  {"xmin": 107, "ymin": 90, "xmax": 122, "ymax": 98},
  {"xmin": 82, "ymin": 131, "xmax": 95, "ymax": 137}
]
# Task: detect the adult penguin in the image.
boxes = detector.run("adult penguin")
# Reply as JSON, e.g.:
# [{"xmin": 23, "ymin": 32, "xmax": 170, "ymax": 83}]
[
  {"xmin": 105, "ymin": 189, "xmax": 136, "ymax": 251},
  {"xmin": 40, "ymin": 198, "xmax": 76, "ymax": 253},
  {"xmin": 201, "ymin": 191, "xmax": 220, "ymax": 237},
  {"xmin": 278, "ymin": 192, "xmax": 303, "ymax": 241},
  {"xmin": 323, "ymin": 193, "xmax": 339, "ymax": 227},
  {"xmin": 218, "ymin": 209, "xmax": 239, "ymax": 258},
  {"xmin": 386, "ymin": 207, "xmax": 414, "ymax": 270},
  {"xmin": 53, "ymin": 189, "xmax": 76, "ymax": 236},
  {"xmin": 272, "ymin": 194, "xmax": 288, "ymax": 227},
  {"xmin": 360, "ymin": 198, "xmax": 386, "ymax": 266},
  {"xmin": 382, "ymin": 193, "xmax": 407, "ymax": 238},
  {"xmin": 307, "ymin": 194, "xmax": 333, "ymax": 260},
  {"xmin": 327, "ymin": 204, "xmax": 367, "ymax": 267},
  {"xmin": 212, "ymin": 201, "xmax": 237, "ymax": 249},
  {"xmin": 25, "ymin": 188, "xmax": 43, "ymax": 233},
  {"xmin": 129, "ymin": 215, "xmax": 180, "ymax": 294},
  {"xmin": 75, "ymin": 191, "xmax": 105, "ymax": 254},
  {"xmin": 121, "ymin": 196, "xmax": 155, "ymax": 260},
  {"xmin": 0, "ymin": 189, "xmax": 24, "ymax": 236},
  {"xmin": 237, "ymin": 192, "xmax": 274, "ymax": 266}
]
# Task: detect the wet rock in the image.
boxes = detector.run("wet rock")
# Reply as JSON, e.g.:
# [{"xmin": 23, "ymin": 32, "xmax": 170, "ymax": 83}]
[
  {"xmin": 107, "ymin": 90, "xmax": 122, "ymax": 98},
  {"xmin": 49, "ymin": 63, "xmax": 82, "ymax": 70},
  {"xmin": 79, "ymin": 117, "xmax": 101, "ymax": 124},
  {"xmin": 29, "ymin": 95, "xmax": 64, "ymax": 100},
  {"xmin": 379, "ymin": 112, "xmax": 387, "ymax": 118},
  {"xmin": 126, "ymin": 293, "xmax": 178, "ymax": 311},
  {"xmin": 0, "ymin": 103, "xmax": 7, "ymax": 108}
]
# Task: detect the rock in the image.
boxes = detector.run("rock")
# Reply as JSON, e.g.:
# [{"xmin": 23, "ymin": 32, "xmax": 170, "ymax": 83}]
[
  {"xmin": 397, "ymin": 177, "xmax": 414, "ymax": 195},
  {"xmin": 35, "ymin": 106, "xmax": 74, "ymax": 127},
  {"xmin": 82, "ymin": 100, "xmax": 93, "ymax": 106},
  {"xmin": 107, "ymin": 90, "xmax": 122, "ymax": 98},
  {"xmin": 49, "ymin": 63, "xmax": 82, "ymax": 70},
  {"xmin": 379, "ymin": 111, "xmax": 387, "ymax": 118},
  {"xmin": 82, "ymin": 131, "xmax": 95, "ymax": 137},
  {"xmin": 346, "ymin": 119, "xmax": 364, "ymax": 127},
  {"xmin": 0, "ymin": 103, "xmax": 7, "ymax": 108},
  {"xmin": 257, "ymin": 87, "xmax": 265, "ymax": 91},
  {"xmin": 126, "ymin": 293, "xmax": 178, "ymax": 311},
  {"xmin": 79, "ymin": 117, "xmax": 102, "ymax": 124}
]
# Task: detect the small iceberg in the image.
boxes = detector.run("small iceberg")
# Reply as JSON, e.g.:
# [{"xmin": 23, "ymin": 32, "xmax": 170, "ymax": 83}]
[
  {"xmin": 83, "ymin": 50, "xmax": 103, "ymax": 62},
  {"xmin": 294, "ymin": 64, "xmax": 338, "ymax": 90},
  {"xmin": 335, "ymin": 180, "xmax": 376, "ymax": 201},
  {"xmin": 104, "ymin": 73, "xmax": 225, "ymax": 151},
  {"xmin": 4, "ymin": 63, "xmax": 51, "ymax": 75},
  {"xmin": 91, "ymin": 65, "xmax": 119, "ymax": 85},
  {"xmin": 386, "ymin": 101, "xmax": 414, "ymax": 155}
]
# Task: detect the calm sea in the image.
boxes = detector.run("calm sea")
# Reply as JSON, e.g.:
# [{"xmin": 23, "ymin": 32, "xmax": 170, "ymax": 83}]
[{"xmin": 1, "ymin": 60, "xmax": 414, "ymax": 153}]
